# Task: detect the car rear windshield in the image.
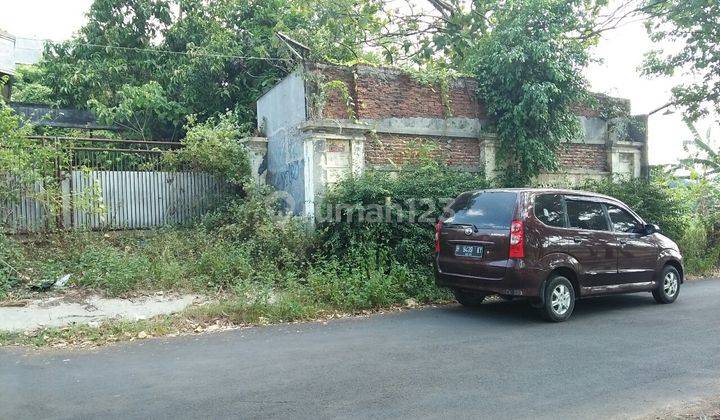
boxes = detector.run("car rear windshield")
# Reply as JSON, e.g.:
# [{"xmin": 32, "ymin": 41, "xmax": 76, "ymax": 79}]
[{"xmin": 444, "ymin": 191, "xmax": 517, "ymax": 229}]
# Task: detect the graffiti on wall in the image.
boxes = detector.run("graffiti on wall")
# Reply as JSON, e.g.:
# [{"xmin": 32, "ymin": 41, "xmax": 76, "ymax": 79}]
[{"xmin": 269, "ymin": 159, "xmax": 302, "ymax": 190}]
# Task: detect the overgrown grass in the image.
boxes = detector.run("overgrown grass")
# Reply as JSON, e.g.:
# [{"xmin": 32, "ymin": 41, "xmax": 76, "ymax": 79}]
[
  {"xmin": 1, "ymin": 226, "xmax": 446, "ymax": 311},
  {"xmin": 3, "ymin": 230, "xmax": 256, "ymax": 296},
  {"xmin": 0, "ymin": 316, "xmax": 179, "ymax": 348}
]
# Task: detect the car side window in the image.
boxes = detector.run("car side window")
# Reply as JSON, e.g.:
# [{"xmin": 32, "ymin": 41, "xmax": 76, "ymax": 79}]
[
  {"xmin": 566, "ymin": 199, "xmax": 610, "ymax": 231},
  {"xmin": 534, "ymin": 194, "xmax": 566, "ymax": 228},
  {"xmin": 607, "ymin": 204, "xmax": 642, "ymax": 233}
]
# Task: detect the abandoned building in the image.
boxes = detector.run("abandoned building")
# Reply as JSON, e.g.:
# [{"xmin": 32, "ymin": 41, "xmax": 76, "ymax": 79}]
[
  {"xmin": 254, "ymin": 63, "xmax": 649, "ymax": 217},
  {"xmin": 268, "ymin": 63, "xmax": 646, "ymax": 218}
]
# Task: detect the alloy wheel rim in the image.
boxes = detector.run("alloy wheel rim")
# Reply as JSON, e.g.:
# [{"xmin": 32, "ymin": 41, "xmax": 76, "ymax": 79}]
[
  {"xmin": 551, "ymin": 284, "xmax": 572, "ymax": 315},
  {"xmin": 664, "ymin": 272, "xmax": 678, "ymax": 297}
]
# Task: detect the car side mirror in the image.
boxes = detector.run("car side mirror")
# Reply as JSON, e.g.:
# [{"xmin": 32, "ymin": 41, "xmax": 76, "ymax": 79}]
[{"xmin": 643, "ymin": 224, "xmax": 660, "ymax": 235}]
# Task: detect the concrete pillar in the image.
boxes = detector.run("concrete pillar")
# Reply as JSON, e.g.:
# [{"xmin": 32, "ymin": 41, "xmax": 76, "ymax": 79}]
[
  {"xmin": 479, "ymin": 134, "xmax": 497, "ymax": 179},
  {"xmin": 242, "ymin": 137, "xmax": 268, "ymax": 185},
  {"xmin": 608, "ymin": 143, "xmax": 643, "ymax": 179}
]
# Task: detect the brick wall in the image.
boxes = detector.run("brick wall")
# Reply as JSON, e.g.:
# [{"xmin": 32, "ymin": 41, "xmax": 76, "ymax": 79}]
[
  {"xmin": 309, "ymin": 63, "xmax": 630, "ymax": 122},
  {"xmin": 353, "ymin": 66, "xmax": 482, "ymax": 119},
  {"xmin": 365, "ymin": 134, "xmax": 481, "ymax": 169},
  {"xmin": 309, "ymin": 64, "xmax": 483, "ymax": 120},
  {"xmin": 304, "ymin": 63, "xmax": 617, "ymax": 175},
  {"xmin": 556, "ymin": 143, "xmax": 608, "ymax": 171},
  {"xmin": 312, "ymin": 65, "xmax": 357, "ymax": 120}
]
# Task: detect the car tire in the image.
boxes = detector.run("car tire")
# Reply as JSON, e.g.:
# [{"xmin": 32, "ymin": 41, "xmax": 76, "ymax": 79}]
[
  {"xmin": 541, "ymin": 275, "xmax": 575, "ymax": 322},
  {"xmin": 453, "ymin": 289, "xmax": 486, "ymax": 307},
  {"xmin": 652, "ymin": 265, "xmax": 681, "ymax": 304}
]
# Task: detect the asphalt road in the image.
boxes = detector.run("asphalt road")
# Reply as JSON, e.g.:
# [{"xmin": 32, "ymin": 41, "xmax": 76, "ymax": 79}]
[{"xmin": 2, "ymin": 279, "xmax": 720, "ymax": 420}]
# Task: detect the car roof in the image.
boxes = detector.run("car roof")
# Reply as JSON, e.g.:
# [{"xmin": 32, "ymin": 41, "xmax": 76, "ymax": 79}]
[
  {"xmin": 466, "ymin": 188, "xmax": 619, "ymax": 203},
  {"xmin": 450, "ymin": 188, "xmax": 645, "ymax": 224}
]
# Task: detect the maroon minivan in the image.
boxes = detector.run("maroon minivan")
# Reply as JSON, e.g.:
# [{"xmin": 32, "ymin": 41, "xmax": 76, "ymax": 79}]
[{"xmin": 434, "ymin": 189, "xmax": 683, "ymax": 321}]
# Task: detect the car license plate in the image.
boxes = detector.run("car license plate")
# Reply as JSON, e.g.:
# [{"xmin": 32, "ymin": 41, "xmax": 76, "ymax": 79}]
[{"xmin": 455, "ymin": 245, "xmax": 484, "ymax": 258}]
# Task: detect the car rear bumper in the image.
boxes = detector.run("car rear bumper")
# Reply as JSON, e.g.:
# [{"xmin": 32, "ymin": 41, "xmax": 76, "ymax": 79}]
[{"xmin": 435, "ymin": 258, "xmax": 545, "ymax": 298}]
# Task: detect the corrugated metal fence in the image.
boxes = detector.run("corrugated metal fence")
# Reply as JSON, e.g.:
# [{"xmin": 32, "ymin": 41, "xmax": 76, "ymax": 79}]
[{"xmin": 1, "ymin": 137, "xmax": 227, "ymax": 233}]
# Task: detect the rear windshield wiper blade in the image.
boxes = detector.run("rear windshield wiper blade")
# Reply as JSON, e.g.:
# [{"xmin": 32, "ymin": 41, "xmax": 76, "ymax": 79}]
[{"xmin": 443, "ymin": 222, "xmax": 479, "ymax": 232}]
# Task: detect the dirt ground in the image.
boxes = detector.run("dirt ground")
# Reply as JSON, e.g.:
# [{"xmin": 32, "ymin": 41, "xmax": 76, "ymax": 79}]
[{"xmin": 0, "ymin": 290, "xmax": 202, "ymax": 332}]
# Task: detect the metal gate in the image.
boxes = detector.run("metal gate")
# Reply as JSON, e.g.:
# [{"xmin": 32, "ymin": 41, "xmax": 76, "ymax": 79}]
[{"xmin": 1, "ymin": 136, "xmax": 227, "ymax": 233}]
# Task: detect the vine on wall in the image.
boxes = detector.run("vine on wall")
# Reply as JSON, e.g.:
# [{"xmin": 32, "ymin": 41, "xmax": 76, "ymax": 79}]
[
  {"xmin": 402, "ymin": 66, "xmax": 462, "ymax": 118},
  {"xmin": 305, "ymin": 70, "xmax": 356, "ymax": 120}
]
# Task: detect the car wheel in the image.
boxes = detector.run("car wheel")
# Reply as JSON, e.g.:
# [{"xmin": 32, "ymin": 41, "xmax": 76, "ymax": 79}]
[
  {"xmin": 652, "ymin": 265, "xmax": 681, "ymax": 304},
  {"xmin": 541, "ymin": 276, "xmax": 575, "ymax": 322},
  {"xmin": 453, "ymin": 289, "xmax": 486, "ymax": 307}
]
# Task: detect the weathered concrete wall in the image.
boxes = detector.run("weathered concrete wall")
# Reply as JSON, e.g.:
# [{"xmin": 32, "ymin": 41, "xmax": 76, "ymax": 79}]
[
  {"xmin": 256, "ymin": 69, "xmax": 308, "ymax": 214},
  {"xmin": 535, "ymin": 170, "xmax": 609, "ymax": 187},
  {"xmin": 303, "ymin": 64, "xmax": 636, "ymax": 182},
  {"xmin": 609, "ymin": 141, "xmax": 644, "ymax": 178},
  {"xmin": 308, "ymin": 134, "xmax": 364, "ymax": 200},
  {"xmin": 578, "ymin": 116, "xmax": 608, "ymax": 144},
  {"xmin": 14, "ymin": 37, "xmax": 43, "ymax": 65}
]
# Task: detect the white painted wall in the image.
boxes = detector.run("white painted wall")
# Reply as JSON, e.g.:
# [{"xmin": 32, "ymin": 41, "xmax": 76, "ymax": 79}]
[
  {"xmin": 0, "ymin": 31, "xmax": 15, "ymax": 76},
  {"xmin": 257, "ymin": 68, "xmax": 309, "ymax": 215}
]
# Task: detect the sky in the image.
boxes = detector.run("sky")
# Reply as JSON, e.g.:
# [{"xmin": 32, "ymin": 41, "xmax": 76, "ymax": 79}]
[{"xmin": 0, "ymin": 0, "xmax": 716, "ymax": 165}]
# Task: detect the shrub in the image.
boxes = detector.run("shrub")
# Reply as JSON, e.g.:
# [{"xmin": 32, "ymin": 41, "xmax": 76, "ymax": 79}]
[
  {"xmin": 318, "ymin": 159, "xmax": 490, "ymax": 270},
  {"xmin": 164, "ymin": 111, "xmax": 252, "ymax": 187},
  {"xmin": 580, "ymin": 174, "xmax": 688, "ymax": 241},
  {"xmin": 672, "ymin": 178, "xmax": 720, "ymax": 275},
  {"xmin": 1, "ymin": 88, "xmax": 68, "ymax": 214},
  {"xmin": 677, "ymin": 217, "xmax": 720, "ymax": 276},
  {"xmin": 0, "ymin": 233, "xmax": 23, "ymax": 299},
  {"xmin": 306, "ymin": 244, "xmax": 437, "ymax": 310},
  {"xmin": 308, "ymin": 248, "xmax": 395, "ymax": 309},
  {"xmin": 203, "ymin": 185, "xmax": 315, "ymax": 285},
  {"xmin": 71, "ymin": 246, "xmax": 153, "ymax": 295}
]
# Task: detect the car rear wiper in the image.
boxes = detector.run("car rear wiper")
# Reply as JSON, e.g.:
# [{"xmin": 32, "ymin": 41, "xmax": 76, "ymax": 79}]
[{"xmin": 444, "ymin": 222, "xmax": 479, "ymax": 232}]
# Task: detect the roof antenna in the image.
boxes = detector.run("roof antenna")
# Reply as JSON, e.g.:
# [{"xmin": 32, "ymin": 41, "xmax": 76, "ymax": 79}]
[{"xmin": 276, "ymin": 31, "xmax": 310, "ymax": 61}]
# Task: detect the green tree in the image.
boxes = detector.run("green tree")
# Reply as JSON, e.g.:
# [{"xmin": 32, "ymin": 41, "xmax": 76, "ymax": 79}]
[
  {"xmin": 25, "ymin": 0, "xmax": 608, "ymax": 185},
  {"xmin": 32, "ymin": 0, "xmax": 391, "ymax": 139},
  {"xmin": 642, "ymin": 0, "xmax": 720, "ymax": 121},
  {"xmin": 40, "ymin": 0, "xmax": 173, "ymax": 112},
  {"xmin": 89, "ymin": 81, "xmax": 185, "ymax": 140},
  {"xmin": 475, "ymin": 1, "xmax": 593, "ymax": 185},
  {"xmin": 417, "ymin": 0, "xmax": 597, "ymax": 185},
  {"xmin": 9, "ymin": 65, "xmax": 56, "ymax": 105},
  {"xmin": 0, "ymin": 78, "xmax": 66, "ymax": 214},
  {"xmin": 163, "ymin": 112, "xmax": 252, "ymax": 187},
  {"xmin": 677, "ymin": 121, "xmax": 720, "ymax": 180}
]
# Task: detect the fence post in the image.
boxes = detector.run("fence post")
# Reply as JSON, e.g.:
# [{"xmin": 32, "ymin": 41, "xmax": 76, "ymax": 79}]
[{"xmin": 54, "ymin": 136, "xmax": 65, "ymax": 230}]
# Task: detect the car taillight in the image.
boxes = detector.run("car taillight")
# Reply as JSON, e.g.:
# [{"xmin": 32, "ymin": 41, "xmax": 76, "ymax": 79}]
[
  {"xmin": 435, "ymin": 220, "xmax": 443, "ymax": 253},
  {"xmin": 509, "ymin": 220, "xmax": 524, "ymax": 259}
]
